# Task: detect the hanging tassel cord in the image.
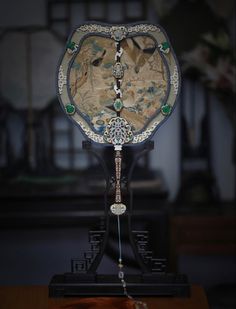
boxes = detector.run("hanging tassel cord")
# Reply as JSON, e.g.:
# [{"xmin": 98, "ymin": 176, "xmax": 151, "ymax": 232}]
[{"xmin": 116, "ymin": 215, "xmax": 148, "ymax": 309}]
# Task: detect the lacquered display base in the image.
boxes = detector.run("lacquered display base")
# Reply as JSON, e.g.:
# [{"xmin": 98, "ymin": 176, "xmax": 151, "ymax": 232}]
[{"xmin": 49, "ymin": 273, "xmax": 190, "ymax": 298}]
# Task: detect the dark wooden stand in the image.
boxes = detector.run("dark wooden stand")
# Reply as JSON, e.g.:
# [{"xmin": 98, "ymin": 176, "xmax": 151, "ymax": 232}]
[{"xmin": 49, "ymin": 141, "xmax": 190, "ymax": 297}]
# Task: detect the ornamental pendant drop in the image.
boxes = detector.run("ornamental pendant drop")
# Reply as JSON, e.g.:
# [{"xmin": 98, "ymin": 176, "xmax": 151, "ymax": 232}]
[
  {"xmin": 113, "ymin": 62, "xmax": 124, "ymax": 79},
  {"xmin": 103, "ymin": 117, "xmax": 133, "ymax": 145},
  {"xmin": 110, "ymin": 203, "xmax": 126, "ymax": 215},
  {"xmin": 110, "ymin": 26, "xmax": 127, "ymax": 41}
]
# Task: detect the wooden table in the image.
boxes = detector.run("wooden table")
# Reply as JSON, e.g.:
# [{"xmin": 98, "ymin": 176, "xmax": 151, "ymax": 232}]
[{"xmin": 0, "ymin": 285, "xmax": 209, "ymax": 309}]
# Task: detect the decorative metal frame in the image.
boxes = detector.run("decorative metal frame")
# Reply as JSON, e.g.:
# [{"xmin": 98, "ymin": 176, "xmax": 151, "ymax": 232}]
[{"xmin": 57, "ymin": 22, "xmax": 180, "ymax": 145}]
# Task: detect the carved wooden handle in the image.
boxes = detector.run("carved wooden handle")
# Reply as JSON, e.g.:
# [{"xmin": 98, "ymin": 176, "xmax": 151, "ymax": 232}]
[{"xmin": 115, "ymin": 150, "xmax": 122, "ymax": 203}]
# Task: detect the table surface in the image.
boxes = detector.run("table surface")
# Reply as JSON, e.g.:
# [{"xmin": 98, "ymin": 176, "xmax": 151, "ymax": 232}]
[{"xmin": 0, "ymin": 285, "xmax": 209, "ymax": 309}]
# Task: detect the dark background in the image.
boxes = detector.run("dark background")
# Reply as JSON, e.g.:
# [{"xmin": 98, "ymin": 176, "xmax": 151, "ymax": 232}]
[{"xmin": 0, "ymin": 0, "xmax": 235, "ymax": 308}]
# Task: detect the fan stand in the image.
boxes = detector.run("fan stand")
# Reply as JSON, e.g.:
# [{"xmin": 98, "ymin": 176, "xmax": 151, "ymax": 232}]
[{"xmin": 49, "ymin": 140, "xmax": 190, "ymax": 297}]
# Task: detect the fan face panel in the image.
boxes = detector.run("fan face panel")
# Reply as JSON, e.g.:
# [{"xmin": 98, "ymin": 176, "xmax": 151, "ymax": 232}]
[{"xmin": 57, "ymin": 23, "xmax": 180, "ymax": 144}]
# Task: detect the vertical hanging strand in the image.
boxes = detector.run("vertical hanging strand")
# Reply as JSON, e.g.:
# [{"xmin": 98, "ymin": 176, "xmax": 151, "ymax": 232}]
[
  {"xmin": 113, "ymin": 41, "xmax": 124, "ymax": 115},
  {"xmin": 114, "ymin": 150, "xmax": 148, "ymax": 309},
  {"xmin": 115, "ymin": 150, "xmax": 122, "ymax": 203},
  {"xmin": 116, "ymin": 41, "xmax": 121, "ymax": 105},
  {"xmin": 116, "ymin": 203, "xmax": 148, "ymax": 309},
  {"xmin": 117, "ymin": 214, "xmax": 122, "ymax": 265},
  {"xmin": 106, "ymin": 30, "xmax": 147, "ymax": 309}
]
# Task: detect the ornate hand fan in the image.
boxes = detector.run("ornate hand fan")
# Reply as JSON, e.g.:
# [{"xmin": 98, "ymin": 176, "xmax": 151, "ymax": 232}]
[{"xmin": 57, "ymin": 22, "xmax": 180, "ymax": 308}]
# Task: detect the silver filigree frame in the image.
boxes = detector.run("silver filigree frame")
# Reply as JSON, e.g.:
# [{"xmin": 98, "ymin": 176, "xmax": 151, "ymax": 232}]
[{"xmin": 57, "ymin": 22, "xmax": 180, "ymax": 145}]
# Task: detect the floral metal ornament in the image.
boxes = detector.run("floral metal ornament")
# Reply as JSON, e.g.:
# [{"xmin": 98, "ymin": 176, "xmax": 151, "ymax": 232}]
[
  {"xmin": 103, "ymin": 117, "xmax": 133, "ymax": 146},
  {"xmin": 110, "ymin": 26, "xmax": 128, "ymax": 41},
  {"xmin": 112, "ymin": 62, "xmax": 124, "ymax": 79}
]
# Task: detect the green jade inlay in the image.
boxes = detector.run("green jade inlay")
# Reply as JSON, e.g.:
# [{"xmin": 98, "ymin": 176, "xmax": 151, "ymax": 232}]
[
  {"xmin": 159, "ymin": 41, "xmax": 170, "ymax": 53},
  {"xmin": 113, "ymin": 98, "xmax": 123, "ymax": 112},
  {"xmin": 67, "ymin": 41, "xmax": 78, "ymax": 53},
  {"xmin": 161, "ymin": 104, "xmax": 172, "ymax": 116},
  {"xmin": 65, "ymin": 103, "xmax": 76, "ymax": 115}
]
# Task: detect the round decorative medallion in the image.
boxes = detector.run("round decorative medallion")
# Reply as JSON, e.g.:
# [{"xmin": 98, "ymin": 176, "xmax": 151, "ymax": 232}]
[
  {"xmin": 103, "ymin": 117, "xmax": 133, "ymax": 145},
  {"xmin": 110, "ymin": 203, "xmax": 127, "ymax": 215}
]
